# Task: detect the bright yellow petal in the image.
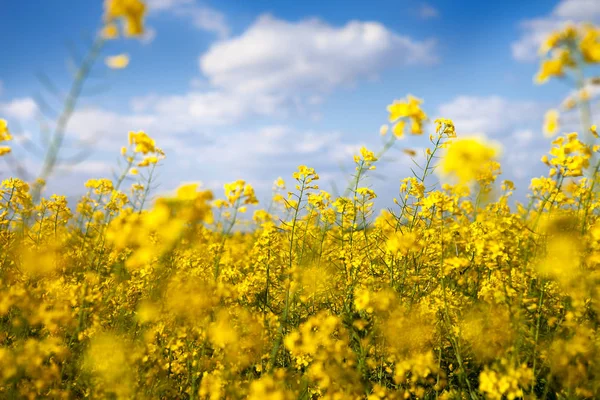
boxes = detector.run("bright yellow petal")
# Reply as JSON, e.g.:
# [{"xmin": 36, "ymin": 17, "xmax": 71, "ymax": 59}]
[{"xmin": 105, "ymin": 54, "xmax": 130, "ymax": 69}]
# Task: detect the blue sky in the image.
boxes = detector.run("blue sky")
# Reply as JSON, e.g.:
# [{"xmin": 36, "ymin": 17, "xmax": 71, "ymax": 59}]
[{"xmin": 1, "ymin": 0, "xmax": 599, "ymax": 206}]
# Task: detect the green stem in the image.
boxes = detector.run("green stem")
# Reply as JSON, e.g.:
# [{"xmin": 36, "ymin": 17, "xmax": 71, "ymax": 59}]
[{"xmin": 33, "ymin": 36, "xmax": 106, "ymax": 202}]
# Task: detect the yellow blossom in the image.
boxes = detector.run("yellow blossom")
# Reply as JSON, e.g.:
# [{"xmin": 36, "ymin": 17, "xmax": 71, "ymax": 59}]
[
  {"xmin": 105, "ymin": 53, "xmax": 130, "ymax": 69},
  {"xmin": 543, "ymin": 109, "xmax": 560, "ymax": 137},
  {"xmin": 103, "ymin": 0, "xmax": 146, "ymax": 37},
  {"xmin": 439, "ymin": 137, "xmax": 501, "ymax": 184}
]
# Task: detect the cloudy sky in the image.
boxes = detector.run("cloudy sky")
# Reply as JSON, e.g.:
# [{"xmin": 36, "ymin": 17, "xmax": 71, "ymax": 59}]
[{"xmin": 1, "ymin": 0, "xmax": 599, "ymax": 205}]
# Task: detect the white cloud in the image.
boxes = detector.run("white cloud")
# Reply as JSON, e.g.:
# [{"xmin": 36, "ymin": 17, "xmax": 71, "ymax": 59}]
[
  {"xmin": 437, "ymin": 96, "xmax": 541, "ymax": 135},
  {"xmin": 67, "ymin": 108, "xmax": 159, "ymax": 145},
  {"xmin": 147, "ymin": 0, "xmax": 230, "ymax": 39},
  {"xmin": 512, "ymin": 0, "xmax": 600, "ymax": 62},
  {"xmin": 126, "ymin": 15, "xmax": 437, "ymax": 127},
  {"xmin": 0, "ymin": 13, "xmax": 438, "ymax": 199},
  {"xmin": 511, "ymin": 129, "xmax": 534, "ymax": 146},
  {"xmin": 554, "ymin": 0, "xmax": 600, "ymax": 19},
  {"xmin": 64, "ymin": 15, "xmax": 437, "ymax": 139},
  {"xmin": 183, "ymin": 7, "xmax": 230, "ymax": 39},
  {"xmin": 130, "ymin": 90, "xmax": 282, "ymax": 126},
  {"xmin": 140, "ymin": 27, "xmax": 157, "ymax": 45},
  {"xmin": 505, "ymin": 150, "xmax": 532, "ymax": 179},
  {"xmin": 0, "ymin": 97, "xmax": 38, "ymax": 120},
  {"xmin": 195, "ymin": 125, "xmax": 343, "ymax": 166},
  {"xmin": 146, "ymin": 0, "xmax": 193, "ymax": 11},
  {"xmin": 57, "ymin": 160, "xmax": 114, "ymax": 175},
  {"xmin": 419, "ymin": 4, "xmax": 440, "ymax": 20},
  {"xmin": 512, "ymin": 18, "xmax": 566, "ymax": 62},
  {"xmin": 200, "ymin": 15, "xmax": 437, "ymax": 98},
  {"xmin": 65, "ymin": 106, "xmax": 348, "ymax": 167},
  {"xmin": 60, "ymin": 104, "xmax": 367, "ymax": 192},
  {"xmin": 330, "ymin": 143, "xmax": 367, "ymax": 162}
]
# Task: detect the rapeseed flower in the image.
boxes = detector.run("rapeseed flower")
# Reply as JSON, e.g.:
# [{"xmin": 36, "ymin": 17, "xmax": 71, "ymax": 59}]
[
  {"xmin": 439, "ymin": 136, "xmax": 500, "ymax": 184},
  {"xmin": 3, "ymin": 15, "xmax": 600, "ymax": 400},
  {"xmin": 105, "ymin": 53, "xmax": 130, "ymax": 69}
]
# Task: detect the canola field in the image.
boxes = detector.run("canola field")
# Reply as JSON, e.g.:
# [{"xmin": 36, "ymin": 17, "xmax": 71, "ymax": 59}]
[{"xmin": 1, "ymin": 1, "xmax": 600, "ymax": 399}]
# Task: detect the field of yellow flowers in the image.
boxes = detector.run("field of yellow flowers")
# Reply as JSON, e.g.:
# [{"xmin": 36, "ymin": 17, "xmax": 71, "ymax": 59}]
[{"xmin": 2, "ymin": 1, "xmax": 600, "ymax": 399}]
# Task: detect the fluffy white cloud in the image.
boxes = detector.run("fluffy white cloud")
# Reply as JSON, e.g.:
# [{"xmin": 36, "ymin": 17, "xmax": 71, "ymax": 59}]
[
  {"xmin": 122, "ymin": 16, "xmax": 436, "ymax": 126},
  {"xmin": 130, "ymin": 90, "xmax": 283, "ymax": 126},
  {"xmin": 183, "ymin": 7, "xmax": 230, "ymax": 39},
  {"xmin": 147, "ymin": 0, "xmax": 229, "ymax": 39},
  {"xmin": 554, "ymin": 0, "xmax": 600, "ymax": 19},
  {"xmin": 192, "ymin": 125, "xmax": 343, "ymax": 167},
  {"xmin": 63, "ymin": 104, "xmax": 371, "ymax": 192},
  {"xmin": 64, "ymin": 14, "xmax": 437, "ymax": 138},
  {"xmin": 66, "ymin": 106, "xmax": 347, "ymax": 164},
  {"xmin": 511, "ymin": 129, "xmax": 534, "ymax": 146},
  {"xmin": 56, "ymin": 160, "xmax": 115, "ymax": 175},
  {"xmin": 512, "ymin": 0, "xmax": 600, "ymax": 62},
  {"xmin": 146, "ymin": 0, "xmax": 193, "ymax": 12},
  {"xmin": 437, "ymin": 96, "xmax": 541, "ymax": 135},
  {"xmin": 0, "ymin": 98, "xmax": 38, "ymax": 120},
  {"xmin": 68, "ymin": 108, "xmax": 159, "ymax": 142},
  {"xmin": 200, "ymin": 15, "xmax": 437, "ymax": 97}
]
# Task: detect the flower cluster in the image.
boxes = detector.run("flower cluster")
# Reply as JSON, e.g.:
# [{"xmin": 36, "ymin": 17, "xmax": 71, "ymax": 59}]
[
  {"xmin": 2, "ymin": 14, "xmax": 600, "ymax": 400},
  {"xmin": 542, "ymin": 132, "xmax": 594, "ymax": 177},
  {"xmin": 439, "ymin": 136, "xmax": 501, "ymax": 185},
  {"xmin": 103, "ymin": 0, "xmax": 146, "ymax": 38},
  {"xmin": 0, "ymin": 119, "xmax": 12, "ymax": 156},
  {"xmin": 382, "ymin": 94, "xmax": 428, "ymax": 137}
]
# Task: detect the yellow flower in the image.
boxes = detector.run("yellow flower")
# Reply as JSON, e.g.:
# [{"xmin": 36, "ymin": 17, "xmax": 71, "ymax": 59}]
[
  {"xmin": 105, "ymin": 54, "xmax": 130, "ymax": 69},
  {"xmin": 410, "ymin": 118, "xmax": 423, "ymax": 135},
  {"xmin": 387, "ymin": 102, "xmax": 410, "ymax": 123},
  {"xmin": 274, "ymin": 177, "xmax": 285, "ymax": 188},
  {"xmin": 539, "ymin": 32, "xmax": 561, "ymax": 55},
  {"xmin": 101, "ymin": 22, "xmax": 119, "ymax": 39},
  {"xmin": 84, "ymin": 333, "xmax": 133, "ymax": 397},
  {"xmin": 387, "ymin": 95, "xmax": 420, "ymax": 121},
  {"xmin": 103, "ymin": 0, "xmax": 146, "ymax": 37},
  {"xmin": 546, "ymin": 132, "xmax": 592, "ymax": 177},
  {"xmin": 434, "ymin": 118, "xmax": 456, "ymax": 138},
  {"xmin": 386, "ymin": 95, "xmax": 428, "ymax": 135},
  {"xmin": 138, "ymin": 155, "xmax": 158, "ymax": 167},
  {"xmin": 0, "ymin": 118, "xmax": 12, "ymax": 155},
  {"xmin": 128, "ymin": 131, "xmax": 156, "ymax": 154},
  {"xmin": 562, "ymin": 96, "xmax": 577, "ymax": 110},
  {"xmin": 379, "ymin": 124, "xmax": 389, "ymax": 136},
  {"xmin": 356, "ymin": 187, "xmax": 377, "ymax": 200},
  {"xmin": 386, "ymin": 231, "xmax": 419, "ymax": 256},
  {"xmin": 580, "ymin": 25, "xmax": 600, "ymax": 63},
  {"xmin": 535, "ymin": 58, "xmax": 564, "ymax": 84},
  {"xmin": 353, "ymin": 147, "xmax": 378, "ymax": 170},
  {"xmin": 543, "ymin": 109, "xmax": 560, "ymax": 138},
  {"xmin": 0, "ymin": 119, "xmax": 12, "ymax": 142},
  {"xmin": 354, "ymin": 289, "xmax": 372, "ymax": 313},
  {"xmin": 392, "ymin": 121, "xmax": 405, "ymax": 138},
  {"xmin": 440, "ymin": 137, "xmax": 500, "ymax": 184},
  {"xmin": 359, "ymin": 147, "xmax": 377, "ymax": 162}
]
